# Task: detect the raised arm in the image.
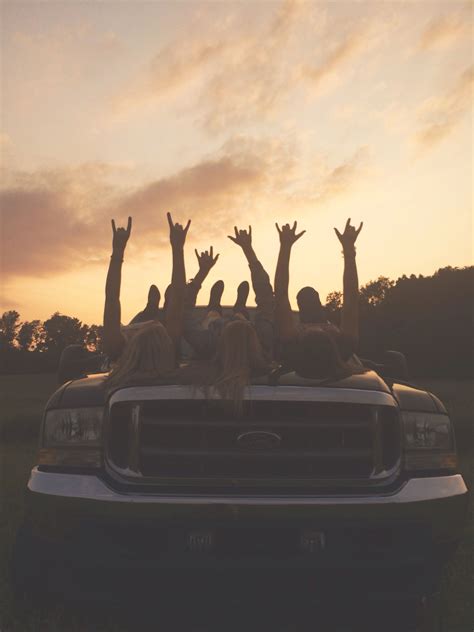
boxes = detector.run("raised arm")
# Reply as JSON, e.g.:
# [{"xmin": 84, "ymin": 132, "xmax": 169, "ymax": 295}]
[
  {"xmin": 228, "ymin": 225, "xmax": 275, "ymax": 359},
  {"xmin": 165, "ymin": 212, "xmax": 190, "ymax": 344},
  {"xmin": 186, "ymin": 246, "xmax": 219, "ymax": 308},
  {"xmin": 228, "ymin": 226, "xmax": 272, "ymax": 315},
  {"xmin": 103, "ymin": 217, "xmax": 132, "ymax": 359},
  {"xmin": 274, "ymin": 222, "xmax": 305, "ymax": 342},
  {"xmin": 334, "ymin": 218, "xmax": 363, "ymax": 346}
]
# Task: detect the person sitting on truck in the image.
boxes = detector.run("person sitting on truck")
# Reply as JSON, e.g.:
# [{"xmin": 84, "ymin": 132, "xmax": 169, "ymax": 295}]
[
  {"xmin": 274, "ymin": 219, "xmax": 363, "ymax": 379},
  {"xmin": 181, "ymin": 226, "xmax": 274, "ymax": 414},
  {"xmin": 129, "ymin": 246, "xmax": 222, "ymax": 327},
  {"xmin": 184, "ymin": 225, "xmax": 274, "ymax": 364},
  {"xmin": 103, "ymin": 213, "xmax": 189, "ymax": 373},
  {"xmin": 203, "ymin": 317, "xmax": 271, "ymax": 415}
]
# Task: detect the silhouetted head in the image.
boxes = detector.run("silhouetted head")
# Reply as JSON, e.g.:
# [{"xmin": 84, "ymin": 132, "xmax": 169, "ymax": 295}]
[
  {"xmin": 106, "ymin": 322, "xmax": 174, "ymax": 388},
  {"xmin": 212, "ymin": 319, "xmax": 268, "ymax": 414},
  {"xmin": 297, "ymin": 287, "xmax": 325, "ymax": 324},
  {"xmin": 288, "ymin": 326, "xmax": 349, "ymax": 380}
]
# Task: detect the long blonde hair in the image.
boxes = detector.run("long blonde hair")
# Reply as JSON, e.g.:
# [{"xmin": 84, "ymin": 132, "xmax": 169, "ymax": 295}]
[
  {"xmin": 212, "ymin": 319, "xmax": 269, "ymax": 415},
  {"xmin": 106, "ymin": 322, "xmax": 175, "ymax": 388},
  {"xmin": 288, "ymin": 325, "xmax": 363, "ymax": 380}
]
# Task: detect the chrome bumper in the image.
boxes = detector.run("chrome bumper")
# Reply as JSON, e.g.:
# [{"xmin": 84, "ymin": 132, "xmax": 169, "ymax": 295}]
[
  {"xmin": 24, "ymin": 470, "xmax": 468, "ymax": 572},
  {"xmin": 28, "ymin": 468, "xmax": 467, "ymax": 506},
  {"xmin": 27, "ymin": 469, "xmax": 468, "ymax": 540}
]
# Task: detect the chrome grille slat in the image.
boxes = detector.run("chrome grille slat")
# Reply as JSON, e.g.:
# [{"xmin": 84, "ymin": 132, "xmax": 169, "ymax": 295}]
[
  {"xmin": 139, "ymin": 447, "xmax": 372, "ymax": 459},
  {"xmin": 139, "ymin": 417, "xmax": 371, "ymax": 429}
]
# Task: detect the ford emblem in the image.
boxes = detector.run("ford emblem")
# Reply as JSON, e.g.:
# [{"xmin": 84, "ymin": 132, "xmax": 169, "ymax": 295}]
[{"xmin": 236, "ymin": 430, "xmax": 282, "ymax": 450}]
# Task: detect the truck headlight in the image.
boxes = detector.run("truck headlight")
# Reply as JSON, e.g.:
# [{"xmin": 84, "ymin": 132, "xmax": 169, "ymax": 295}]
[
  {"xmin": 39, "ymin": 407, "xmax": 103, "ymax": 468},
  {"xmin": 402, "ymin": 412, "xmax": 457, "ymax": 471}
]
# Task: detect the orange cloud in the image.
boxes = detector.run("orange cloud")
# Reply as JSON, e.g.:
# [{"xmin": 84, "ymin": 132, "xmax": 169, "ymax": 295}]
[
  {"xmin": 303, "ymin": 28, "xmax": 367, "ymax": 88},
  {"xmin": 116, "ymin": 154, "xmax": 270, "ymax": 245},
  {"xmin": 113, "ymin": 38, "xmax": 231, "ymax": 118},
  {"xmin": 0, "ymin": 141, "xmax": 282, "ymax": 280},
  {"xmin": 112, "ymin": 0, "xmax": 311, "ymax": 128},
  {"xmin": 418, "ymin": 13, "xmax": 468, "ymax": 51},
  {"xmin": 318, "ymin": 147, "xmax": 370, "ymax": 202},
  {"xmin": 0, "ymin": 187, "xmax": 99, "ymax": 279},
  {"xmin": 198, "ymin": 0, "xmax": 308, "ymax": 131},
  {"xmin": 1, "ymin": 135, "xmax": 368, "ymax": 282},
  {"xmin": 415, "ymin": 65, "xmax": 473, "ymax": 148}
]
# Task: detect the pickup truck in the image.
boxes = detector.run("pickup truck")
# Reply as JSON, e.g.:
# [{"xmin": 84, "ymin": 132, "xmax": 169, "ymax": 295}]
[{"xmin": 12, "ymin": 364, "xmax": 468, "ymax": 628}]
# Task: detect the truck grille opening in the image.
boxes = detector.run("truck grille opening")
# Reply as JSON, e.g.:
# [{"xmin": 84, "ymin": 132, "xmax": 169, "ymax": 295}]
[{"xmin": 107, "ymin": 399, "xmax": 400, "ymax": 488}]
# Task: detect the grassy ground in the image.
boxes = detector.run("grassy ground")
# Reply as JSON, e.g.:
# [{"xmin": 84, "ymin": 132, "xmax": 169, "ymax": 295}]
[
  {"xmin": 0, "ymin": 373, "xmax": 58, "ymax": 441},
  {"xmin": 0, "ymin": 374, "xmax": 472, "ymax": 631}
]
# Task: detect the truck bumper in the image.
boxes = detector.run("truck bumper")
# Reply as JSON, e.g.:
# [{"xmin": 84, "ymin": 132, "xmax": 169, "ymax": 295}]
[{"xmin": 23, "ymin": 469, "xmax": 468, "ymax": 583}]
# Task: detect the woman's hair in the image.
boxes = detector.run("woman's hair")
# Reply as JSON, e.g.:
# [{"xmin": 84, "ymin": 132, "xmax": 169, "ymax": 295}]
[
  {"xmin": 287, "ymin": 326, "xmax": 357, "ymax": 380},
  {"xmin": 211, "ymin": 319, "xmax": 269, "ymax": 415},
  {"xmin": 106, "ymin": 322, "xmax": 175, "ymax": 389}
]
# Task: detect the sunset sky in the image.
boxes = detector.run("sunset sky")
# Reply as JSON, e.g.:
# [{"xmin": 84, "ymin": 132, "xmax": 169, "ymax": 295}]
[{"xmin": 1, "ymin": 0, "xmax": 472, "ymax": 325}]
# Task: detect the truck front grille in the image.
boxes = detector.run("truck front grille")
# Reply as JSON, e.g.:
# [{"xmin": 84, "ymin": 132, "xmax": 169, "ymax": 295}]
[{"xmin": 107, "ymin": 399, "xmax": 400, "ymax": 488}]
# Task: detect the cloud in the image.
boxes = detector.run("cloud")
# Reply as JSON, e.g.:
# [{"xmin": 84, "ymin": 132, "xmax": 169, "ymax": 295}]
[
  {"xmin": 198, "ymin": 0, "xmax": 309, "ymax": 131},
  {"xmin": 415, "ymin": 65, "xmax": 474, "ymax": 148},
  {"xmin": 113, "ymin": 0, "xmax": 382, "ymax": 132},
  {"xmin": 1, "ymin": 136, "xmax": 368, "ymax": 282},
  {"xmin": 303, "ymin": 28, "xmax": 367, "ymax": 89},
  {"xmin": 0, "ymin": 161, "xmax": 141, "ymax": 280},
  {"xmin": 0, "ymin": 140, "xmax": 287, "ymax": 279},
  {"xmin": 113, "ymin": 38, "xmax": 231, "ymax": 119},
  {"xmin": 281, "ymin": 145, "xmax": 371, "ymax": 207},
  {"xmin": 317, "ymin": 147, "xmax": 370, "ymax": 202},
  {"xmin": 112, "ymin": 0, "xmax": 313, "ymax": 129},
  {"xmin": 116, "ymin": 151, "xmax": 271, "ymax": 244},
  {"xmin": 0, "ymin": 188, "xmax": 98, "ymax": 280},
  {"xmin": 418, "ymin": 13, "xmax": 468, "ymax": 51}
]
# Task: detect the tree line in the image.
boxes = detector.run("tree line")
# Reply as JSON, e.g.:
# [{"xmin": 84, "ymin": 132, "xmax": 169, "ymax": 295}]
[
  {"xmin": 0, "ymin": 312, "xmax": 103, "ymax": 373},
  {"xmin": 1, "ymin": 266, "xmax": 472, "ymax": 377}
]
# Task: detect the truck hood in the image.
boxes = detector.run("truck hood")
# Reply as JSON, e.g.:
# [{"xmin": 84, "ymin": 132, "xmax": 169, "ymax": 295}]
[{"xmin": 47, "ymin": 370, "xmax": 396, "ymax": 410}]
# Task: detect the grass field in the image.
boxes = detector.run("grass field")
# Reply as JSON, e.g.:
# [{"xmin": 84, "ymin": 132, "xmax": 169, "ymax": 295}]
[{"xmin": 0, "ymin": 374, "xmax": 472, "ymax": 631}]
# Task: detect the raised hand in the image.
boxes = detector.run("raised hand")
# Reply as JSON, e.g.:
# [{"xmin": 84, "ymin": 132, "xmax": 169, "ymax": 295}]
[
  {"xmin": 111, "ymin": 216, "xmax": 132, "ymax": 253},
  {"xmin": 195, "ymin": 246, "xmax": 219, "ymax": 273},
  {"xmin": 228, "ymin": 225, "xmax": 252, "ymax": 251},
  {"xmin": 275, "ymin": 221, "xmax": 305, "ymax": 247},
  {"xmin": 334, "ymin": 218, "xmax": 363, "ymax": 251},
  {"xmin": 167, "ymin": 212, "xmax": 191, "ymax": 248}
]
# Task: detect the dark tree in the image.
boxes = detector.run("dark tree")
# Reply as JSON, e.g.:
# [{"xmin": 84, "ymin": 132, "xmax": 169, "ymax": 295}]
[
  {"xmin": 39, "ymin": 312, "xmax": 89, "ymax": 356},
  {"xmin": 325, "ymin": 291, "xmax": 342, "ymax": 325},
  {"xmin": 0, "ymin": 310, "xmax": 20, "ymax": 349},
  {"xmin": 16, "ymin": 320, "xmax": 44, "ymax": 351},
  {"xmin": 360, "ymin": 277, "xmax": 394, "ymax": 306}
]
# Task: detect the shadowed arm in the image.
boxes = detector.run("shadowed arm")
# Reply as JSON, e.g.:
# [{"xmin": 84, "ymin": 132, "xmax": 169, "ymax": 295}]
[
  {"xmin": 334, "ymin": 218, "xmax": 363, "ymax": 346},
  {"xmin": 274, "ymin": 222, "xmax": 305, "ymax": 343},
  {"xmin": 164, "ymin": 212, "xmax": 191, "ymax": 345},
  {"xmin": 103, "ymin": 217, "xmax": 132, "ymax": 359}
]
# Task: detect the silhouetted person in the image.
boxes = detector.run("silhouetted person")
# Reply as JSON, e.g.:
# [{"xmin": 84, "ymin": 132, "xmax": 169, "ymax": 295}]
[
  {"xmin": 184, "ymin": 226, "xmax": 274, "ymax": 364},
  {"xmin": 297, "ymin": 286, "xmax": 325, "ymax": 323},
  {"xmin": 103, "ymin": 213, "xmax": 189, "ymax": 367},
  {"xmin": 274, "ymin": 218, "xmax": 363, "ymax": 377}
]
